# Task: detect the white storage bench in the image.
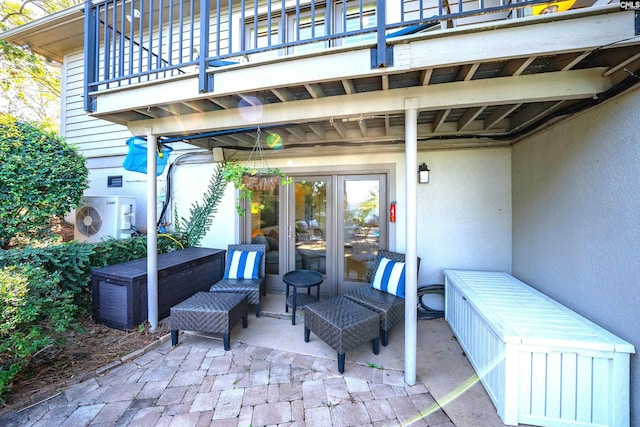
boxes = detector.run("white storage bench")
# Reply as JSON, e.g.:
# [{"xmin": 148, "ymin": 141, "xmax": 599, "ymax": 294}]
[{"xmin": 443, "ymin": 270, "xmax": 634, "ymax": 427}]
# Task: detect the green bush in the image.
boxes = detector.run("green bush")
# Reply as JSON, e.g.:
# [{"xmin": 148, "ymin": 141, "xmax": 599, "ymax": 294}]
[
  {"xmin": 0, "ymin": 114, "xmax": 89, "ymax": 249},
  {"xmin": 0, "ymin": 235, "xmax": 185, "ymax": 402},
  {"xmin": 0, "ymin": 264, "xmax": 76, "ymax": 400},
  {"xmin": 0, "ymin": 235, "xmax": 185, "ymax": 313}
]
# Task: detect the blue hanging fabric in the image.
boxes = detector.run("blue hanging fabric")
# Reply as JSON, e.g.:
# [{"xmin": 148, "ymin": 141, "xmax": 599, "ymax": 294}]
[{"xmin": 122, "ymin": 137, "xmax": 173, "ymax": 176}]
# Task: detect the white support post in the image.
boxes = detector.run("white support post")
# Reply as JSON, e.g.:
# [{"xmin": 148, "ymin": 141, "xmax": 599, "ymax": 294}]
[
  {"xmin": 146, "ymin": 129, "xmax": 159, "ymax": 331},
  {"xmin": 404, "ymin": 98, "xmax": 419, "ymax": 386}
]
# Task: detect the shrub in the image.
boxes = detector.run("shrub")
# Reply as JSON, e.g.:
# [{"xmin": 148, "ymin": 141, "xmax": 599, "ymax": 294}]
[
  {"xmin": 0, "ymin": 235, "xmax": 185, "ymax": 402},
  {"xmin": 0, "ymin": 235, "xmax": 185, "ymax": 312},
  {"xmin": 0, "ymin": 264, "xmax": 76, "ymax": 400},
  {"xmin": 0, "ymin": 114, "xmax": 89, "ymax": 249}
]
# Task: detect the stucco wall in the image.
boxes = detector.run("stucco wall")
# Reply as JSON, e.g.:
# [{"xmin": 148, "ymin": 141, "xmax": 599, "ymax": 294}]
[
  {"xmin": 413, "ymin": 147, "xmax": 512, "ymax": 285},
  {"xmin": 512, "ymin": 89, "xmax": 640, "ymax": 423}
]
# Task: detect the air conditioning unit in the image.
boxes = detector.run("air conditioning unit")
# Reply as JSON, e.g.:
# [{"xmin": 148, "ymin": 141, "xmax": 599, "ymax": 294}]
[{"xmin": 74, "ymin": 196, "xmax": 136, "ymax": 243}]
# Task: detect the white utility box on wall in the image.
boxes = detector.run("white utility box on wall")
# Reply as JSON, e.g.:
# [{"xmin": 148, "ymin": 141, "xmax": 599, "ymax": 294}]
[
  {"xmin": 74, "ymin": 196, "xmax": 136, "ymax": 243},
  {"xmin": 444, "ymin": 270, "xmax": 634, "ymax": 427}
]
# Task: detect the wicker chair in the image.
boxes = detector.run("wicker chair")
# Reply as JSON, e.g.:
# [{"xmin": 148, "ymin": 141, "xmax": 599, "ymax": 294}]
[
  {"xmin": 343, "ymin": 250, "xmax": 420, "ymax": 346},
  {"xmin": 209, "ymin": 244, "xmax": 267, "ymax": 317}
]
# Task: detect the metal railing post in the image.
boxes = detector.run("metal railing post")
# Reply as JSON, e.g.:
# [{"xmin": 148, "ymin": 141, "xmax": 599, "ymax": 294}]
[
  {"xmin": 84, "ymin": 0, "xmax": 97, "ymax": 112},
  {"xmin": 199, "ymin": 0, "xmax": 211, "ymax": 92},
  {"xmin": 375, "ymin": 0, "xmax": 387, "ymax": 68}
]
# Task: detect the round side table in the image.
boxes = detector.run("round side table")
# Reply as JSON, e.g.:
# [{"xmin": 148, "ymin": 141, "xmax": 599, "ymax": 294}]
[{"xmin": 283, "ymin": 269, "xmax": 323, "ymax": 325}]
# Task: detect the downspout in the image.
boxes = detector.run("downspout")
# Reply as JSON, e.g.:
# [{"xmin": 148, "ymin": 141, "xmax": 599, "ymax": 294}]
[
  {"xmin": 404, "ymin": 98, "xmax": 419, "ymax": 385},
  {"xmin": 146, "ymin": 129, "xmax": 159, "ymax": 331}
]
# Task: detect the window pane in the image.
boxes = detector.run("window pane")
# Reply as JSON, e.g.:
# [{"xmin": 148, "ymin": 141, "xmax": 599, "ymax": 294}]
[
  {"xmin": 343, "ymin": 179, "xmax": 380, "ymax": 282},
  {"xmin": 295, "ymin": 180, "xmax": 327, "ymax": 275},
  {"xmin": 345, "ymin": 4, "xmax": 376, "ymax": 31},
  {"xmin": 247, "ymin": 21, "xmax": 279, "ymax": 49},
  {"xmin": 251, "ymin": 188, "xmax": 280, "ymax": 275},
  {"xmin": 338, "ymin": 2, "xmax": 377, "ymax": 45},
  {"xmin": 291, "ymin": 11, "xmax": 327, "ymax": 53}
]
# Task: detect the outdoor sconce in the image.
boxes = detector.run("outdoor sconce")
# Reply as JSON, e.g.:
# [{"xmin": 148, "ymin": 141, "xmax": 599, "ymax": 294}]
[{"xmin": 418, "ymin": 162, "xmax": 430, "ymax": 184}]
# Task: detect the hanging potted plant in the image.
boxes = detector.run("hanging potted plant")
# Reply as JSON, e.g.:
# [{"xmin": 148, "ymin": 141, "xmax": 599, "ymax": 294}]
[{"xmin": 222, "ymin": 129, "xmax": 292, "ymax": 216}]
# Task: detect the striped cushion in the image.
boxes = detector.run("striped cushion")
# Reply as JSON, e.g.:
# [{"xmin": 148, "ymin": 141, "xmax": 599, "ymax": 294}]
[
  {"xmin": 224, "ymin": 250, "xmax": 262, "ymax": 279},
  {"xmin": 371, "ymin": 257, "xmax": 406, "ymax": 298}
]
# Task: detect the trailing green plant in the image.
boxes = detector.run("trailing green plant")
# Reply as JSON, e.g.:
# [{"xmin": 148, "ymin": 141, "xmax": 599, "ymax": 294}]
[
  {"xmin": 222, "ymin": 161, "xmax": 292, "ymax": 216},
  {"xmin": 174, "ymin": 162, "xmax": 228, "ymax": 246},
  {"xmin": 0, "ymin": 114, "xmax": 89, "ymax": 249},
  {"xmin": 0, "ymin": 264, "xmax": 76, "ymax": 401}
]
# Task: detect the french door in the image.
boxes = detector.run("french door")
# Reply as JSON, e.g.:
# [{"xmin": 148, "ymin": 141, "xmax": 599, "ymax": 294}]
[
  {"xmin": 247, "ymin": 173, "xmax": 386, "ymax": 297},
  {"xmin": 337, "ymin": 175, "xmax": 386, "ymax": 294}
]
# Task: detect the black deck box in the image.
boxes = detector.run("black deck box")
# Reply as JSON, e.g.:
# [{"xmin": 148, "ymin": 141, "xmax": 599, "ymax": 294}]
[{"xmin": 91, "ymin": 247, "xmax": 225, "ymax": 330}]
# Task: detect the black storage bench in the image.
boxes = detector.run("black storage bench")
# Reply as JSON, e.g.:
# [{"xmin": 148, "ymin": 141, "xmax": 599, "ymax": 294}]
[{"xmin": 91, "ymin": 247, "xmax": 225, "ymax": 330}]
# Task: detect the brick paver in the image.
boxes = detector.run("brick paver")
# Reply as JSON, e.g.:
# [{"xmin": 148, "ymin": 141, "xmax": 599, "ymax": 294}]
[{"xmin": 0, "ymin": 334, "xmax": 453, "ymax": 427}]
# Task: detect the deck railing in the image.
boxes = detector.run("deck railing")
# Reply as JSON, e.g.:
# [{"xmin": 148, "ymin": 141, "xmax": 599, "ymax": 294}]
[{"xmin": 83, "ymin": 0, "xmax": 562, "ymax": 112}]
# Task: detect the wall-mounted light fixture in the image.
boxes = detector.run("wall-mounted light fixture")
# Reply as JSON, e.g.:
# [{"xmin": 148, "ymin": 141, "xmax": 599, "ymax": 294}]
[{"xmin": 418, "ymin": 162, "xmax": 430, "ymax": 184}]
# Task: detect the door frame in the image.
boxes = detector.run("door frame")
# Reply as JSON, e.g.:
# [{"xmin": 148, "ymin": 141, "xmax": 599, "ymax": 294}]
[
  {"xmin": 336, "ymin": 173, "xmax": 388, "ymax": 294},
  {"xmin": 242, "ymin": 163, "xmax": 396, "ymax": 294}
]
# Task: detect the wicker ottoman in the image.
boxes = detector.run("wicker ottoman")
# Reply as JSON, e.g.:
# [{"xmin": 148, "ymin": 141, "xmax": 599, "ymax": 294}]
[
  {"xmin": 170, "ymin": 292, "xmax": 248, "ymax": 351},
  {"xmin": 344, "ymin": 286, "xmax": 405, "ymax": 346},
  {"xmin": 304, "ymin": 296, "xmax": 380, "ymax": 373}
]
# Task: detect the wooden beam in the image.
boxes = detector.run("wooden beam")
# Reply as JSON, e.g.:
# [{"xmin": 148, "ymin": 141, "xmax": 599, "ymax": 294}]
[
  {"xmin": 484, "ymin": 104, "xmax": 521, "ymax": 130},
  {"xmin": 433, "ymin": 109, "xmax": 451, "ymax": 132},
  {"xmin": 308, "ymin": 124, "xmax": 326, "ymax": 139},
  {"xmin": 458, "ymin": 106, "xmax": 486, "ymax": 131},
  {"xmin": 509, "ymin": 100, "xmax": 567, "ymax": 131},
  {"xmin": 502, "ymin": 57, "xmax": 536, "ymax": 77},
  {"xmin": 603, "ymin": 52, "xmax": 640, "ymax": 77},
  {"xmin": 421, "ymin": 69, "xmax": 434, "ymax": 86},
  {"xmin": 128, "ymin": 69, "xmax": 611, "ymax": 136},
  {"xmin": 210, "ymin": 97, "xmax": 236, "ymax": 109},
  {"xmin": 561, "ymin": 52, "xmax": 591, "ymax": 71},
  {"xmin": 357, "ymin": 117, "xmax": 367, "ymax": 137},
  {"xmin": 305, "ymin": 84, "xmax": 325, "ymax": 99},
  {"xmin": 228, "ymin": 133, "xmax": 254, "ymax": 145},
  {"xmin": 210, "ymin": 135, "xmax": 239, "ymax": 146},
  {"xmin": 459, "ymin": 63, "xmax": 481, "ymax": 81},
  {"xmin": 272, "ymin": 88, "xmax": 296, "ymax": 102},
  {"xmin": 132, "ymin": 108, "xmax": 157, "ymax": 119},
  {"xmin": 285, "ymin": 126, "xmax": 307, "ymax": 141},
  {"xmin": 238, "ymin": 93, "xmax": 265, "ymax": 106},
  {"xmin": 342, "ymin": 79, "xmax": 355, "ymax": 95},
  {"xmin": 332, "ymin": 120, "xmax": 347, "ymax": 139}
]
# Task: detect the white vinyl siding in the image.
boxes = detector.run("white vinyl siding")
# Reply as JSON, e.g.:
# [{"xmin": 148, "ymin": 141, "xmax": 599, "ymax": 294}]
[{"xmin": 63, "ymin": 51, "xmax": 133, "ymax": 159}]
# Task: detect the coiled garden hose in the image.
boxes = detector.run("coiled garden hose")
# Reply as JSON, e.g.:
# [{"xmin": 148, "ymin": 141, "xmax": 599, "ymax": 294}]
[{"xmin": 417, "ymin": 284, "xmax": 445, "ymax": 320}]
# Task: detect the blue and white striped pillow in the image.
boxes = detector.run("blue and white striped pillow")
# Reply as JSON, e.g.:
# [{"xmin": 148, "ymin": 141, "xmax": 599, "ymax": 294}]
[
  {"xmin": 371, "ymin": 257, "xmax": 406, "ymax": 298},
  {"xmin": 224, "ymin": 250, "xmax": 262, "ymax": 280}
]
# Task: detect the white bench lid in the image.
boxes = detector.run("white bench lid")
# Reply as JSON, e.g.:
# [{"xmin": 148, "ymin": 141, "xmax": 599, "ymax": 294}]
[{"xmin": 443, "ymin": 270, "xmax": 635, "ymax": 354}]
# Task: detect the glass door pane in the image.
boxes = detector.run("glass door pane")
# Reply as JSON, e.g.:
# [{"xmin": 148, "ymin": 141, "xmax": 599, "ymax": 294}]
[
  {"xmin": 249, "ymin": 186, "xmax": 281, "ymax": 287},
  {"xmin": 291, "ymin": 177, "xmax": 331, "ymax": 292},
  {"xmin": 339, "ymin": 175, "xmax": 385, "ymax": 293}
]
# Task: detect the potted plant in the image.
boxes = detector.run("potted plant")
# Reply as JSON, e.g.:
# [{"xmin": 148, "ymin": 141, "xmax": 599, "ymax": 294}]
[{"xmin": 223, "ymin": 161, "xmax": 292, "ymax": 216}]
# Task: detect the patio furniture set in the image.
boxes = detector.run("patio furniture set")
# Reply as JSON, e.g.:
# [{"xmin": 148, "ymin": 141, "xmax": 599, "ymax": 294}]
[{"xmin": 166, "ymin": 244, "xmax": 418, "ymax": 372}]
